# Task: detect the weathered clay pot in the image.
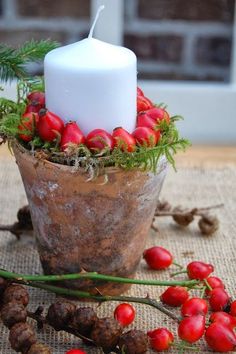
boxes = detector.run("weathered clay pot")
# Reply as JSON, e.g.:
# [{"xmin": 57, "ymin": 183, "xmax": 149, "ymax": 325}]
[{"xmin": 13, "ymin": 143, "xmax": 167, "ymax": 295}]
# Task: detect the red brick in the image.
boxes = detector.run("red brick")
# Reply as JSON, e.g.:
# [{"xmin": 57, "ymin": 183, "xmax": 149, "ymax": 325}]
[
  {"xmin": 124, "ymin": 34, "xmax": 183, "ymax": 63},
  {"xmin": 0, "ymin": 30, "xmax": 67, "ymax": 48},
  {"xmin": 17, "ymin": 0, "xmax": 90, "ymax": 18},
  {"xmin": 195, "ymin": 36, "xmax": 232, "ymax": 66},
  {"xmin": 138, "ymin": 0, "xmax": 234, "ymax": 22}
]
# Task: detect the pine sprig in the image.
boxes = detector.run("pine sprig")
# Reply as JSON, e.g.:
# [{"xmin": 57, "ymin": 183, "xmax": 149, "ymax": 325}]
[{"xmin": 0, "ymin": 39, "xmax": 59, "ymax": 82}]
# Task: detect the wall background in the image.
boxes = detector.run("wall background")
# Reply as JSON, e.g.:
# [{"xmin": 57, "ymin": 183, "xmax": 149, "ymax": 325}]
[{"xmin": 0, "ymin": 0, "xmax": 234, "ymax": 82}]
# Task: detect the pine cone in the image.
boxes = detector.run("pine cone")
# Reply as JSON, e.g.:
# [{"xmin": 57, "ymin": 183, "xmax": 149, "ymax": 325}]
[
  {"xmin": 1, "ymin": 301, "xmax": 27, "ymax": 328},
  {"xmin": 17, "ymin": 205, "xmax": 33, "ymax": 230},
  {"xmin": 46, "ymin": 301, "xmax": 76, "ymax": 330},
  {"xmin": 172, "ymin": 207, "xmax": 194, "ymax": 227},
  {"xmin": 91, "ymin": 317, "xmax": 123, "ymax": 351},
  {"xmin": 9, "ymin": 322, "xmax": 37, "ymax": 353},
  {"xmin": 27, "ymin": 342, "xmax": 52, "ymax": 354},
  {"xmin": 73, "ymin": 306, "xmax": 98, "ymax": 335},
  {"xmin": 3, "ymin": 284, "xmax": 29, "ymax": 307},
  {"xmin": 198, "ymin": 215, "xmax": 219, "ymax": 235},
  {"xmin": 118, "ymin": 329, "xmax": 148, "ymax": 354}
]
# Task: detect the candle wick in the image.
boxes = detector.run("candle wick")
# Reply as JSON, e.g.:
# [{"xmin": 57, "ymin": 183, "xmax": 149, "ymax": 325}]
[{"xmin": 88, "ymin": 5, "xmax": 105, "ymax": 39}]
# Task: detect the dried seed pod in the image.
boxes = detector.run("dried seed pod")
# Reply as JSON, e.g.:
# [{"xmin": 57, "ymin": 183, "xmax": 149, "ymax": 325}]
[
  {"xmin": 118, "ymin": 329, "xmax": 148, "ymax": 354},
  {"xmin": 46, "ymin": 301, "xmax": 76, "ymax": 330},
  {"xmin": 3, "ymin": 284, "xmax": 29, "ymax": 307},
  {"xmin": 156, "ymin": 200, "xmax": 172, "ymax": 212},
  {"xmin": 17, "ymin": 205, "xmax": 33, "ymax": 229},
  {"xmin": 73, "ymin": 307, "xmax": 98, "ymax": 335},
  {"xmin": 172, "ymin": 207, "xmax": 194, "ymax": 227},
  {"xmin": 9, "ymin": 322, "xmax": 36, "ymax": 352},
  {"xmin": 1, "ymin": 301, "xmax": 27, "ymax": 328},
  {"xmin": 27, "ymin": 342, "xmax": 52, "ymax": 354},
  {"xmin": 198, "ymin": 215, "xmax": 219, "ymax": 235},
  {"xmin": 0, "ymin": 276, "xmax": 8, "ymax": 296},
  {"xmin": 91, "ymin": 317, "xmax": 123, "ymax": 351}
]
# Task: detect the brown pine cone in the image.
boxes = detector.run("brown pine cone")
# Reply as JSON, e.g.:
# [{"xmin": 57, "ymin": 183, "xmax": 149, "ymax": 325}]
[
  {"xmin": 17, "ymin": 205, "xmax": 33, "ymax": 229},
  {"xmin": 91, "ymin": 317, "xmax": 123, "ymax": 351},
  {"xmin": 3, "ymin": 284, "xmax": 29, "ymax": 307},
  {"xmin": 73, "ymin": 306, "xmax": 98, "ymax": 335},
  {"xmin": 172, "ymin": 207, "xmax": 194, "ymax": 227},
  {"xmin": 9, "ymin": 322, "xmax": 37, "ymax": 353},
  {"xmin": 27, "ymin": 342, "xmax": 52, "ymax": 354},
  {"xmin": 46, "ymin": 300, "xmax": 76, "ymax": 330},
  {"xmin": 198, "ymin": 215, "xmax": 219, "ymax": 235},
  {"xmin": 118, "ymin": 329, "xmax": 148, "ymax": 354},
  {"xmin": 0, "ymin": 276, "xmax": 8, "ymax": 296},
  {"xmin": 1, "ymin": 301, "xmax": 27, "ymax": 328}
]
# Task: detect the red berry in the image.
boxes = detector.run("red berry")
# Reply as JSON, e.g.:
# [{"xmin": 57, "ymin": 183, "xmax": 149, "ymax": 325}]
[
  {"xmin": 37, "ymin": 110, "xmax": 64, "ymax": 142},
  {"xmin": 143, "ymin": 246, "xmax": 173, "ymax": 270},
  {"xmin": 205, "ymin": 276, "xmax": 225, "ymax": 295},
  {"xmin": 147, "ymin": 328, "xmax": 174, "ymax": 351},
  {"xmin": 210, "ymin": 311, "xmax": 236, "ymax": 330},
  {"xmin": 160, "ymin": 286, "xmax": 189, "ymax": 307},
  {"xmin": 114, "ymin": 303, "xmax": 135, "ymax": 327},
  {"xmin": 132, "ymin": 127, "xmax": 159, "ymax": 147},
  {"xmin": 143, "ymin": 107, "xmax": 170, "ymax": 125},
  {"xmin": 178, "ymin": 315, "xmax": 205, "ymax": 343},
  {"xmin": 86, "ymin": 129, "xmax": 114, "ymax": 153},
  {"xmin": 112, "ymin": 127, "xmax": 136, "ymax": 152},
  {"xmin": 137, "ymin": 112, "xmax": 157, "ymax": 130},
  {"xmin": 230, "ymin": 300, "xmax": 236, "ymax": 317},
  {"xmin": 137, "ymin": 96, "xmax": 153, "ymax": 112},
  {"xmin": 65, "ymin": 350, "xmax": 87, "ymax": 354},
  {"xmin": 181, "ymin": 297, "xmax": 208, "ymax": 317},
  {"xmin": 18, "ymin": 112, "xmax": 39, "ymax": 142},
  {"xmin": 24, "ymin": 104, "xmax": 42, "ymax": 114},
  {"xmin": 205, "ymin": 323, "xmax": 236, "ymax": 352},
  {"xmin": 187, "ymin": 261, "xmax": 214, "ymax": 280},
  {"xmin": 209, "ymin": 288, "xmax": 230, "ymax": 312},
  {"xmin": 60, "ymin": 122, "xmax": 85, "ymax": 151},
  {"xmin": 27, "ymin": 91, "xmax": 45, "ymax": 107},
  {"xmin": 137, "ymin": 87, "xmax": 144, "ymax": 96}
]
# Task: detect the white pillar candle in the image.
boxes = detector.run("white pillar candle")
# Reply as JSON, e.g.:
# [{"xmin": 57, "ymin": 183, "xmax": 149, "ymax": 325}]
[{"xmin": 44, "ymin": 6, "xmax": 137, "ymax": 135}]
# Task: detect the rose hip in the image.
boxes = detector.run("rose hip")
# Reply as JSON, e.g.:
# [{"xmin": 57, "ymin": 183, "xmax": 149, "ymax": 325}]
[
  {"xmin": 205, "ymin": 323, "xmax": 236, "ymax": 352},
  {"xmin": 160, "ymin": 286, "xmax": 189, "ymax": 307},
  {"xmin": 187, "ymin": 261, "xmax": 214, "ymax": 280},
  {"xmin": 137, "ymin": 87, "xmax": 144, "ymax": 96},
  {"xmin": 37, "ymin": 110, "xmax": 64, "ymax": 142},
  {"xmin": 112, "ymin": 127, "xmax": 136, "ymax": 152},
  {"xmin": 137, "ymin": 96, "xmax": 153, "ymax": 112},
  {"xmin": 143, "ymin": 107, "xmax": 170, "ymax": 125},
  {"xmin": 143, "ymin": 246, "xmax": 173, "ymax": 270},
  {"xmin": 205, "ymin": 276, "xmax": 225, "ymax": 295},
  {"xmin": 18, "ymin": 112, "xmax": 39, "ymax": 142},
  {"xmin": 178, "ymin": 315, "xmax": 205, "ymax": 343},
  {"xmin": 86, "ymin": 129, "xmax": 114, "ymax": 153},
  {"xmin": 230, "ymin": 300, "xmax": 236, "ymax": 317},
  {"xmin": 147, "ymin": 328, "xmax": 174, "ymax": 351},
  {"xmin": 60, "ymin": 122, "xmax": 85, "ymax": 151},
  {"xmin": 210, "ymin": 312, "xmax": 236, "ymax": 329},
  {"xmin": 209, "ymin": 288, "xmax": 230, "ymax": 312},
  {"xmin": 65, "ymin": 350, "xmax": 87, "ymax": 354},
  {"xmin": 132, "ymin": 127, "xmax": 159, "ymax": 147},
  {"xmin": 114, "ymin": 303, "xmax": 135, "ymax": 327},
  {"xmin": 181, "ymin": 298, "xmax": 208, "ymax": 317}
]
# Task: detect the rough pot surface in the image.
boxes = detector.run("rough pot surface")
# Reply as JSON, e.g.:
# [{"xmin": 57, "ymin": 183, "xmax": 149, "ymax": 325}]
[{"xmin": 13, "ymin": 143, "xmax": 167, "ymax": 295}]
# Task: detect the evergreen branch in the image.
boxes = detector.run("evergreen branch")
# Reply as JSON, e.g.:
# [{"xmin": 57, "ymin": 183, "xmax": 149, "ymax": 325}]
[{"xmin": 0, "ymin": 40, "xmax": 59, "ymax": 82}]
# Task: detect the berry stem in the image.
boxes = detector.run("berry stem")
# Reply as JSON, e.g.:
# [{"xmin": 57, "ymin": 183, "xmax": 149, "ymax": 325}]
[
  {"xmin": 0, "ymin": 269, "xmax": 198, "ymax": 288},
  {"xmin": 11, "ymin": 280, "xmax": 182, "ymax": 322},
  {"xmin": 172, "ymin": 261, "xmax": 183, "ymax": 269},
  {"xmin": 155, "ymin": 203, "xmax": 224, "ymax": 217},
  {"xmin": 170, "ymin": 270, "xmax": 188, "ymax": 277},
  {"xmin": 203, "ymin": 278, "xmax": 212, "ymax": 291}
]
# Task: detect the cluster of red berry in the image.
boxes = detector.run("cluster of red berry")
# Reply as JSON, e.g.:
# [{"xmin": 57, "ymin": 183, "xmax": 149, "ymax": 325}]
[
  {"xmin": 142, "ymin": 246, "xmax": 236, "ymax": 352},
  {"xmin": 18, "ymin": 88, "xmax": 170, "ymax": 153}
]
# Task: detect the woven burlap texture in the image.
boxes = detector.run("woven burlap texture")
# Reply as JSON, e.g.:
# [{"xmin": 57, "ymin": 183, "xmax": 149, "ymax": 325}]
[{"xmin": 0, "ymin": 154, "xmax": 235, "ymax": 354}]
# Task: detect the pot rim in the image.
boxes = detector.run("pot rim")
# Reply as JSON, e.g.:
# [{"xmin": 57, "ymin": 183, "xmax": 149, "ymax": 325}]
[{"xmin": 13, "ymin": 140, "xmax": 167, "ymax": 176}]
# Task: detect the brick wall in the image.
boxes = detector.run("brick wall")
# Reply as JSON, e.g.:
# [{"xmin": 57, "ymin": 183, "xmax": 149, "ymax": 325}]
[
  {"xmin": 124, "ymin": 0, "xmax": 234, "ymax": 81},
  {"xmin": 0, "ymin": 0, "xmax": 234, "ymax": 82}
]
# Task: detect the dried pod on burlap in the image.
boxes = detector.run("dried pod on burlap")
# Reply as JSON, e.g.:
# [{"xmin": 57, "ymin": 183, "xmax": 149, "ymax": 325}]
[
  {"xmin": 3, "ymin": 284, "xmax": 29, "ymax": 307},
  {"xmin": 73, "ymin": 307, "xmax": 98, "ymax": 335},
  {"xmin": 0, "ymin": 276, "xmax": 8, "ymax": 296},
  {"xmin": 118, "ymin": 329, "xmax": 149, "ymax": 354},
  {"xmin": 198, "ymin": 215, "xmax": 219, "ymax": 235},
  {"xmin": 156, "ymin": 200, "xmax": 172, "ymax": 212},
  {"xmin": 17, "ymin": 205, "xmax": 33, "ymax": 230},
  {"xmin": 27, "ymin": 342, "xmax": 52, "ymax": 354},
  {"xmin": 46, "ymin": 301, "xmax": 76, "ymax": 330},
  {"xmin": 1, "ymin": 301, "xmax": 27, "ymax": 328},
  {"xmin": 91, "ymin": 317, "xmax": 123, "ymax": 352},
  {"xmin": 9, "ymin": 322, "xmax": 36, "ymax": 352},
  {"xmin": 172, "ymin": 207, "xmax": 194, "ymax": 227}
]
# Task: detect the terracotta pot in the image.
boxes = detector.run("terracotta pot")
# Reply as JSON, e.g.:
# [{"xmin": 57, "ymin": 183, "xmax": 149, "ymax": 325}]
[{"xmin": 13, "ymin": 143, "xmax": 167, "ymax": 295}]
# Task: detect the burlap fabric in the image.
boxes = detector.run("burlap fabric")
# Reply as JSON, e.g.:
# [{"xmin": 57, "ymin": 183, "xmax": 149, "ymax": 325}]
[{"xmin": 0, "ymin": 151, "xmax": 235, "ymax": 353}]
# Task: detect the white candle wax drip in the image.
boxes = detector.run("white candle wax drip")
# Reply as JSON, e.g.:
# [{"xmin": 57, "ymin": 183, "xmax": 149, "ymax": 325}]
[{"xmin": 44, "ymin": 6, "xmax": 137, "ymax": 135}]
